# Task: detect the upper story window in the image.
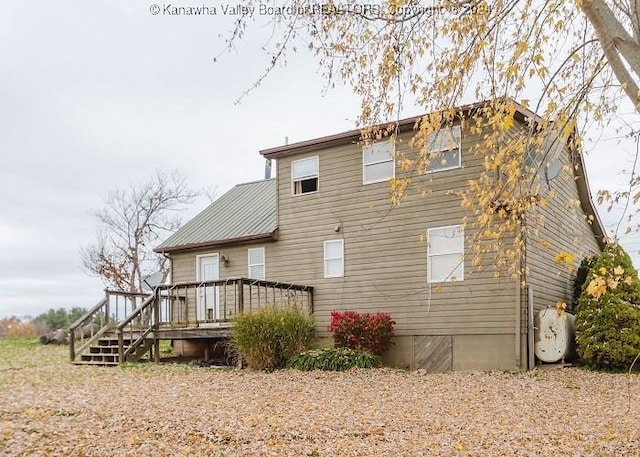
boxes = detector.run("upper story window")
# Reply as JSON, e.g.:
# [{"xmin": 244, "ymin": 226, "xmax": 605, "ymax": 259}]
[
  {"xmin": 248, "ymin": 247, "xmax": 265, "ymax": 280},
  {"xmin": 426, "ymin": 125, "xmax": 462, "ymax": 173},
  {"xmin": 292, "ymin": 156, "xmax": 319, "ymax": 195},
  {"xmin": 363, "ymin": 141, "xmax": 395, "ymax": 184},
  {"xmin": 427, "ymin": 225, "xmax": 464, "ymax": 283}
]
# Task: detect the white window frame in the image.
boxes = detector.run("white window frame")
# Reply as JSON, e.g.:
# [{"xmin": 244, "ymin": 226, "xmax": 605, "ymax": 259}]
[
  {"xmin": 291, "ymin": 156, "xmax": 319, "ymax": 195},
  {"xmin": 324, "ymin": 239, "xmax": 344, "ymax": 278},
  {"xmin": 362, "ymin": 141, "xmax": 395, "ymax": 184},
  {"xmin": 425, "ymin": 125, "xmax": 462, "ymax": 173},
  {"xmin": 427, "ymin": 225, "xmax": 464, "ymax": 283},
  {"xmin": 247, "ymin": 247, "xmax": 266, "ymax": 280}
]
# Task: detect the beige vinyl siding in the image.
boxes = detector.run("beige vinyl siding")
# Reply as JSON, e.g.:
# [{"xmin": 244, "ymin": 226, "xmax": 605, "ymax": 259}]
[
  {"xmin": 270, "ymin": 129, "xmax": 519, "ymax": 338},
  {"xmin": 170, "ymin": 243, "xmax": 281, "ymax": 322},
  {"xmin": 161, "ymin": 116, "xmax": 604, "ymax": 371},
  {"xmin": 525, "ymin": 140, "xmax": 601, "ymax": 314}
]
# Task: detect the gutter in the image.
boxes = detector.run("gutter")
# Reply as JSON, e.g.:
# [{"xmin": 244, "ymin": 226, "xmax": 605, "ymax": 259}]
[
  {"xmin": 260, "ymin": 98, "xmax": 539, "ymax": 159},
  {"xmin": 154, "ymin": 231, "xmax": 278, "ymax": 254}
]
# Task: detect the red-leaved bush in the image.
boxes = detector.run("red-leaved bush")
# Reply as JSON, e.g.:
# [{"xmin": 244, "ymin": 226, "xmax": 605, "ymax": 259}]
[{"xmin": 328, "ymin": 311, "xmax": 395, "ymax": 355}]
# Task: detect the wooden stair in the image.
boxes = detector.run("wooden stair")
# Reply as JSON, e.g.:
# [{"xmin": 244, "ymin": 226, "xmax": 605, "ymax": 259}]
[{"xmin": 73, "ymin": 336, "xmax": 153, "ymax": 366}]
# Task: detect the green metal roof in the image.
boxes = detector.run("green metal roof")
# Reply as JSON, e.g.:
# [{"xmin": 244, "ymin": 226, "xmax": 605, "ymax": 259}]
[{"xmin": 155, "ymin": 179, "xmax": 276, "ymax": 253}]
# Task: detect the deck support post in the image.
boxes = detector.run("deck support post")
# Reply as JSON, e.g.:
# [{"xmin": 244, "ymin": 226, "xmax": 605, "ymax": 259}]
[
  {"xmin": 204, "ymin": 340, "xmax": 210, "ymax": 361},
  {"xmin": 69, "ymin": 330, "xmax": 75, "ymax": 362},
  {"xmin": 154, "ymin": 339, "xmax": 160, "ymax": 363}
]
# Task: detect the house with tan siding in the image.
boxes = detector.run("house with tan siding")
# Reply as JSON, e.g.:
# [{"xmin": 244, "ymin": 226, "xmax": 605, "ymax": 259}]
[{"xmin": 148, "ymin": 100, "xmax": 605, "ymax": 372}]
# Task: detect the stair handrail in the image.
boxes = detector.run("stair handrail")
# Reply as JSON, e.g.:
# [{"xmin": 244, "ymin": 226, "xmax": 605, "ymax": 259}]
[
  {"xmin": 116, "ymin": 291, "xmax": 158, "ymax": 363},
  {"xmin": 69, "ymin": 292, "xmax": 110, "ymax": 362}
]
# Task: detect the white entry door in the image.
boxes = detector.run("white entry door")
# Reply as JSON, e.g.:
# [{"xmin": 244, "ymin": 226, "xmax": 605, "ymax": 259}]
[{"xmin": 197, "ymin": 254, "xmax": 220, "ymax": 321}]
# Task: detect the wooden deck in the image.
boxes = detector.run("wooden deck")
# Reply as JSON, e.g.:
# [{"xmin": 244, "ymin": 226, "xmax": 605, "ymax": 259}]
[{"xmin": 69, "ymin": 278, "xmax": 313, "ymax": 365}]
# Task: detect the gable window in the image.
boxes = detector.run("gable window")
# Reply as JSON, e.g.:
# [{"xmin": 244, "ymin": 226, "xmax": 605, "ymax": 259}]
[
  {"xmin": 324, "ymin": 239, "xmax": 344, "ymax": 278},
  {"xmin": 363, "ymin": 141, "xmax": 395, "ymax": 184},
  {"xmin": 248, "ymin": 247, "xmax": 265, "ymax": 280},
  {"xmin": 292, "ymin": 156, "xmax": 319, "ymax": 195},
  {"xmin": 426, "ymin": 125, "xmax": 461, "ymax": 173},
  {"xmin": 427, "ymin": 225, "xmax": 464, "ymax": 283}
]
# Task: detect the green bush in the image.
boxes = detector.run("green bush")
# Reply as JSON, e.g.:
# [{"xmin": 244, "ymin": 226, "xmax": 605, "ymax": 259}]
[
  {"xmin": 231, "ymin": 306, "xmax": 314, "ymax": 371},
  {"xmin": 576, "ymin": 294, "xmax": 640, "ymax": 368},
  {"xmin": 287, "ymin": 347, "xmax": 381, "ymax": 371},
  {"xmin": 575, "ymin": 243, "xmax": 640, "ymax": 369}
]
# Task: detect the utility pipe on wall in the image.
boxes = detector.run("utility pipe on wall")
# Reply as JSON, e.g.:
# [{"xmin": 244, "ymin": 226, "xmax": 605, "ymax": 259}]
[{"xmin": 527, "ymin": 286, "xmax": 535, "ymax": 370}]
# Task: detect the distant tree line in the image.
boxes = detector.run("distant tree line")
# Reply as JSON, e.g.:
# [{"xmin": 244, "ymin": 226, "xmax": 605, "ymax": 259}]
[
  {"xmin": 31, "ymin": 307, "xmax": 87, "ymax": 334},
  {"xmin": 0, "ymin": 308, "xmax": 92, "ymax": 340}
]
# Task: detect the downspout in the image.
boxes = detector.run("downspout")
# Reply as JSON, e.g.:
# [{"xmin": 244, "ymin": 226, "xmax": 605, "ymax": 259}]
[
  {"xmin": 527, "ymin": 285, "xmax": 535, "ymax": 370},
  {"xmin": 515, "ymin": 264, "xmax": 521, "ymax": 370},
  {"xmin": 516, "ymin": 215, "xmax": 526, "ymax": 370}
]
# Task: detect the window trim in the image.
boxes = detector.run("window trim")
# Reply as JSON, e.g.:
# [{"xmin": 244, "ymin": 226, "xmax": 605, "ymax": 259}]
[
  {"xmin": 247, "ymin": 247, "xmax": 266, "ymax": 280},
  {"xmin": 291, "ymin": 156, "xmax": 319, "ymax": 196},
  {"xmin": 362, "ymin": 140, "xmax": 395, "ymax": 185},
  {"xmin": 427, "ymin": 224, "xmax": 464, "ymax": 283},
  {"xmin": 425, "ymin": 125, "xmax": 462, "ymax": 174},
  {"xmin": 323, "ymin": 239, "xmax": 344, "ymax": 278}
]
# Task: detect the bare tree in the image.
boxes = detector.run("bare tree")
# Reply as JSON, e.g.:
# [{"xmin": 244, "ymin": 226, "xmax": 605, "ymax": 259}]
[{"xmin": 81, "ymin": 171, "xmax": 198, "ymax": 293}]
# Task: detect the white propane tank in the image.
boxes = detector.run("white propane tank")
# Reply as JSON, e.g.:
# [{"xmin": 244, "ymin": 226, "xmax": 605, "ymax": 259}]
[{"xmin": 534, "ymin": 308, "xmax": 576, "ymax": 363}]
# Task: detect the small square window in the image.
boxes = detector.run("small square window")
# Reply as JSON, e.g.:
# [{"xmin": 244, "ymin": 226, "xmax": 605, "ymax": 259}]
[
  {"xmin": 426, "ymin": 125, "xmax": 462, "ymax": 173},
  {"xmin": 363, "ymin": 141, "xmax": 395, "ymax": 184},
  {"xmin": 324, "ymin": 239, "xmax": 344, "ymax": 278},
  {"xmin": 292, "ymin": 156, "xmax": 319, "ymax": 195}
]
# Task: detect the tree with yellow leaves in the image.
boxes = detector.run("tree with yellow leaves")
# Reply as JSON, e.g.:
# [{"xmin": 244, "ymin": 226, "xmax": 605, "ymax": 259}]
[{"xmin": 222, "ymin": 0, "xmax": 640, "ymax": 278}]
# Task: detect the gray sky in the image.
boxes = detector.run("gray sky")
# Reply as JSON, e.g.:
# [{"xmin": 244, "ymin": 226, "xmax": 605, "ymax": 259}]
[{"xmin": 1, "ymin": 1, "xmax": 639, "ymax": 318}]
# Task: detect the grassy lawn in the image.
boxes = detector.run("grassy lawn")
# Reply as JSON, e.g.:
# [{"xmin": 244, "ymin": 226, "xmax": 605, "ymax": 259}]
[{"xmin": 1, "ymin": 337, "xmax": 639, "ymax": 456}]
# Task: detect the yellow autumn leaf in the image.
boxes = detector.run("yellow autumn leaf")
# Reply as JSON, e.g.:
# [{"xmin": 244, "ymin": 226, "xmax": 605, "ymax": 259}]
[
  {"xmin": 514, "ymin": 41, "xmax": 528, "ymax": 59},
  {"xmin": 599, "ymin": 267, "xmax": 607, "ymax": 275},
  {"xmin": 502, "ymin": 115, "xmax": 514, "ymax": 130},
  {"xmin": 555, "ymin": 301, "xmax": 567, "ymax": 319},
  {"xmin": 607, "ymin": 278, "xmax": 619, "ymax": 289},
  {"xmin": 614, "ymin": 266, "xmax": 624, "ymax": 276},
  {"xmin": 554, "ymin": 251, "xmax": 575, "ymax": 264},
  {"xmin": 586, "ymin": 277, "xmax": 606, "ymax": 299}
]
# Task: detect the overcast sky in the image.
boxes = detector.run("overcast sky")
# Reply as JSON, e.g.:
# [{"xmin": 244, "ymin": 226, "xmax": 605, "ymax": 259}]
[{"xmin": 1, "ymin": 1, "xmax": 639, "ymax": 319}]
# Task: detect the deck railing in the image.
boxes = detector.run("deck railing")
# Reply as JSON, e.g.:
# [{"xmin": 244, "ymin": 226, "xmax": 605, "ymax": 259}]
[
  {"xmin": 70, "ymin": 278, "xmax": 313, "ymax": 363},
  {"xmin": 154, "ymin": 278, "xmax": 314, "ymax": 327}
]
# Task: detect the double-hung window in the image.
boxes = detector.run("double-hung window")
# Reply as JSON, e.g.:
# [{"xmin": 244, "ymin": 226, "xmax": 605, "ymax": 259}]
[
  {"xmin": 363, "ymin": 141, "xmax": 395, "ymax": 184},
  {"xmin": 292, "ymin": 156, "xmax": 319, "ymax": 195},
  {"xmin": 248, "ymin": 247, "xmax": 265, "ymax": 280},
  {"xmin": 426, "ymin": 125, "xmax": 461, "ymax": 173},
  {"xmin": 324, "ymin": 240, "xmax": 344, "ymax": 278},
  {"xmin": 427, "ymin": 225, "xmax": 464, "ymax": 283}
]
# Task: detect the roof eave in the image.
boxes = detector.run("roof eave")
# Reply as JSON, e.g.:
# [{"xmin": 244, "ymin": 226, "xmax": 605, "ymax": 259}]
[
  {"xmin": 259, "ymin": 98, "xmax": 538, "ymax": 159},
  {"xmin": 154, "ymin": 230, "xmax": 278, "ymax": 254},
  {"xmin": 572, "ymin": 151, "xmax": 607, "ymax": 249}
]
